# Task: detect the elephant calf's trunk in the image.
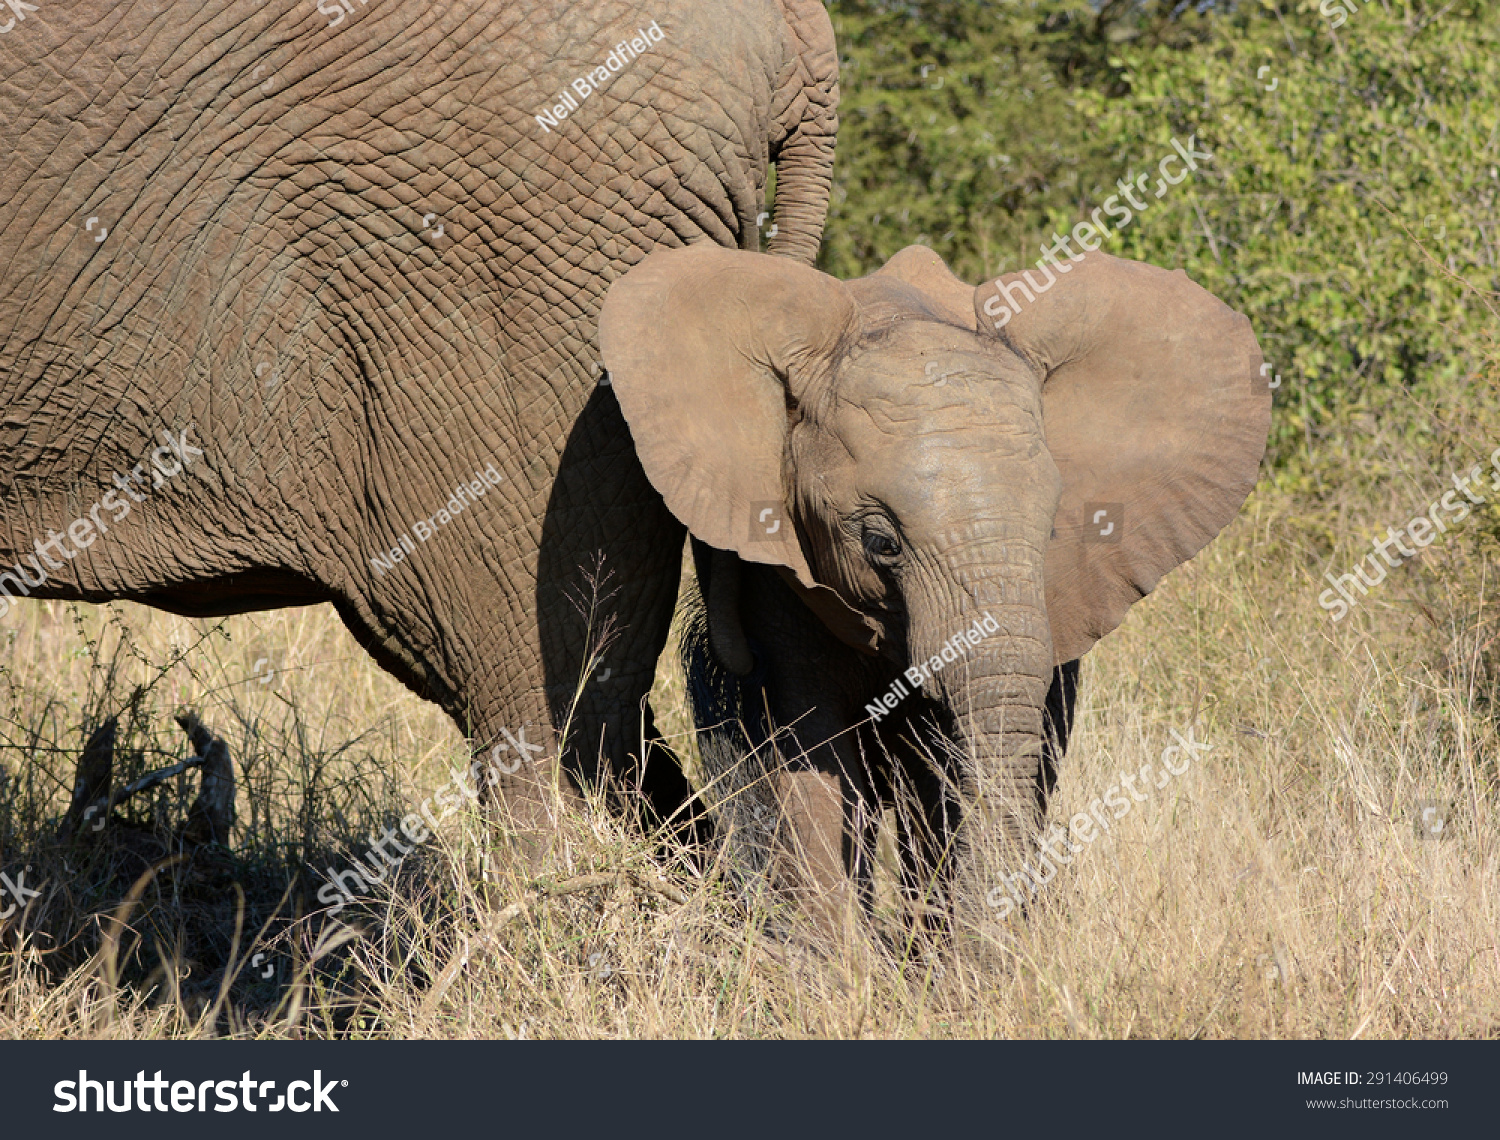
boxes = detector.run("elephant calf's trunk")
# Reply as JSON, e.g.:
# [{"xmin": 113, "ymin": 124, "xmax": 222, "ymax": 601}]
[{"xmin": 942, "ymin": 652, "xmax": 1053, "ymax": 945}]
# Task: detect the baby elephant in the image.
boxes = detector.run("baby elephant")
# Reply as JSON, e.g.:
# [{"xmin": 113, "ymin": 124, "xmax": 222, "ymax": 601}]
[{"xmin": 600, "ymin": 242, "xmax": 1268, "ymax": 938}]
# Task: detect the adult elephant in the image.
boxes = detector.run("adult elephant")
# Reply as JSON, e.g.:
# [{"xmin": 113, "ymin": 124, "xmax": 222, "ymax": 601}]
[
  {"xmin": 600, "ymin": 242, "xmax": 1270, "ymax": 936},
  {"xmin": 0, "ymin": 0, "xmax": 837, "ymax": 849}
]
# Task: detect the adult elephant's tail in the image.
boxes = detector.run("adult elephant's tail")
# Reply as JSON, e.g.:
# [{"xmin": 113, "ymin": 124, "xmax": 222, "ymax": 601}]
[{"xmin": 766, "ymin": 0, "xmax": 839, "ymax": 266}]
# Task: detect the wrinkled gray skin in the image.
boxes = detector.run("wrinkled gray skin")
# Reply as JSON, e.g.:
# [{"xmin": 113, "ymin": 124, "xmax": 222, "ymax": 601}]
[{"xmin": 0, "ymin": 0, "xmax": 837, "ymax": 846}]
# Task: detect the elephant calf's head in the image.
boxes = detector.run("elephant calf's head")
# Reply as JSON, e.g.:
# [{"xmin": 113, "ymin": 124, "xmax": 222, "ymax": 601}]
[
  {"xmin": 601, "ymin": 241, "xmax": 1268, "ymax": 902},
  {"xmin": 601, "ymin": 242, "xmax": 1267, "ymax": 666}
]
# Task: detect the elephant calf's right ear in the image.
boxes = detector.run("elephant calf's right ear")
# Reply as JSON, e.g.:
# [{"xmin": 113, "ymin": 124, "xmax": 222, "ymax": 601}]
[{"xmin": 598, "ymin": 242, "xmax": 854, "ymax": 586}]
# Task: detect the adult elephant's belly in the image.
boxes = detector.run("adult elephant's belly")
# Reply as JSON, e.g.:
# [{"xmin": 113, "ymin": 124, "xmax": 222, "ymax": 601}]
[{"xmin": 0, "ymin": 0, "xmax": 829, "ymax": 779}]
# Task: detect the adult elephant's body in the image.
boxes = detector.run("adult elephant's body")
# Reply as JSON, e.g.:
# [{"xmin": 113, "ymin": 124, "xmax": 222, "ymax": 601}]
[{"xmin": 0, "ymin": 1, "xmax": 837, "ymax": 832}]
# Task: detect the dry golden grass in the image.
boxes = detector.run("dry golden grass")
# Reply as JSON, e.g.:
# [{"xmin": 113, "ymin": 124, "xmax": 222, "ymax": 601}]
[{"xmin": 2, "ymin": 380, "xmax": 1499, "ymax": 1039}]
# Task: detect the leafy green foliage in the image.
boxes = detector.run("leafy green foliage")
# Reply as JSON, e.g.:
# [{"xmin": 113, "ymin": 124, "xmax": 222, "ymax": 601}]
[{"xmin": 823, "ymin": 0, "xmax": 1500, "ymax": 471}]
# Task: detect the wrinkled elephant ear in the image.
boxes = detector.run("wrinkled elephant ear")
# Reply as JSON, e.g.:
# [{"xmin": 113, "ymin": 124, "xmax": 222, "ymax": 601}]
[
  {"xmin": 971, "ymin": 252, "xmax": 1269, "ymax": 663},
  {"xmin": 599, "ymin": 243, "xmax": 880, "ymax": 652}
]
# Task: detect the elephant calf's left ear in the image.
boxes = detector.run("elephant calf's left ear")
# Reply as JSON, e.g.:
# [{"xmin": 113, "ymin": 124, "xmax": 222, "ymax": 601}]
[{"xmin": 972, "ymin": 253, "xmax": 1270, "ymax": 664}]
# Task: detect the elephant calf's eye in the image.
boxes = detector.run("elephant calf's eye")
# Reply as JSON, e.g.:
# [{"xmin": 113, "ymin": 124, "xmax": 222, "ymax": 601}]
[{"xmin": 862, "ymin": 525, "xmax": 902, "ymax": 563}]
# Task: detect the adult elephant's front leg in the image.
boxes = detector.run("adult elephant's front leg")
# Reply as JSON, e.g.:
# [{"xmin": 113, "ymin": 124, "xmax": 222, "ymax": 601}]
[{"xmin": 536, "ymin": 383, "xmax": 701, "ymax": 841}]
